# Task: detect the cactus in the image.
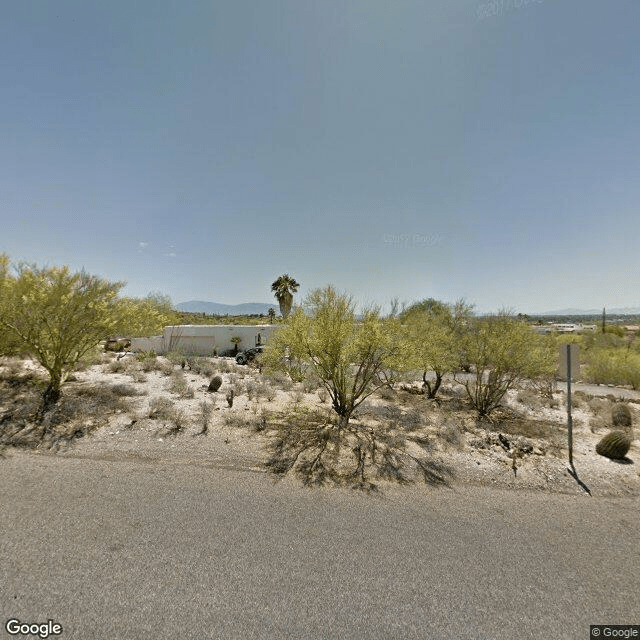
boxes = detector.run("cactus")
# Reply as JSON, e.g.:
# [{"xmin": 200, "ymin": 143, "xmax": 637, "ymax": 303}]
[
  {"xmin": 596, "ymin": 430, "xmax": 632, "ymax": 460},
  {"xmin": 208, "ymin": 375, "xmax": 222, "ymax": 392},
  {"xmin": 226, "ymin": 389, "xmax": 234, "ymax": 408},
  {"xmin": 611, "ymin": 403, "xmax": 632, "ymax": 429}
]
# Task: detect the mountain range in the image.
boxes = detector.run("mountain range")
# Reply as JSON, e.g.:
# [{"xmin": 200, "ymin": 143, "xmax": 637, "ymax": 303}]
[
  {"xmin": 533, "ymin": 307, "xmax": 640, "ymax": 316},
  {"xmin": 177, "ymin": 301, "xmax": 640, "ymax": 317}
]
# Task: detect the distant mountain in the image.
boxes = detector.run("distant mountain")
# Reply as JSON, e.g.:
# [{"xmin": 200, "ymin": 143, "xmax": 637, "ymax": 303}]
[
  {"xmin": 176, "ymin": 301, "xmax": 275, "ymax": 315},
  {"xmin": 533, "ymin": 307, "xmax": 640, "ymax": 316}
]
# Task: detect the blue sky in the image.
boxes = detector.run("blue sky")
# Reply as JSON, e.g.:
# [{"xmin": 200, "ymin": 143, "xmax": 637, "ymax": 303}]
[{"xmin": 2, "ymin": 0, "xmax": 639, "ymax": 314}]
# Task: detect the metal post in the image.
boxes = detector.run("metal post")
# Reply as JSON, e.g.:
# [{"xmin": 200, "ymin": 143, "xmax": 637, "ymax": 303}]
[
  {"xmin": 564, "ymin": 343, "xmax": 590, "ymax": 494},
  {"xmin": 566, "ymin": 344, "xmax": 573, "ymax": 468}
]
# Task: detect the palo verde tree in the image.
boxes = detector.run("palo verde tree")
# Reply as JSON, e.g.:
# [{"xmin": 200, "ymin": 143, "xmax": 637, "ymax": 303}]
[
  {"xmin": 455, "ymin": 312, "xmax": 556, "ymax": 417},
  {"xmin": 0, "ymin": 256, "xmax": 175, "ymax": 410},
  {"xmin": 271, "ymin": 273, "xmax": 300, "ymax": 319},
  {"xmin": 398, "ymin": 298, "xmax": 474, "ymax": 398},
  {"xmin": 259, "ymin": 286, "xmax": 452, "ymax": 489},
  {"xmin": 0, "ymin": 256, "xmax": 125, "ymax": 407},
  {"xmin": 114, "ymin": 292, "xmax": 178, "ymax": 338}
]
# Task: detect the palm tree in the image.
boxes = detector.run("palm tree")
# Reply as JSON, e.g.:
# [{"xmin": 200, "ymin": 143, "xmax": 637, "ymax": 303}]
[{"xmin": 271, "ymin": 274, "xmax": 300, "ymax": 319}]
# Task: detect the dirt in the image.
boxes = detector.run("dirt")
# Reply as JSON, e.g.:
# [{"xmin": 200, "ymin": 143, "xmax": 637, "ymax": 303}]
[{"xmin": 1, "ymin": 354, "xmax": 638, "ymax": 497}]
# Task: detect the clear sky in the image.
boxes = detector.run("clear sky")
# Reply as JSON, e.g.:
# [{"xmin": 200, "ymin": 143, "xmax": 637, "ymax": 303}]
[{"xmin": 2, "ymin": 0, "xmax": 639, "ymax": 314}]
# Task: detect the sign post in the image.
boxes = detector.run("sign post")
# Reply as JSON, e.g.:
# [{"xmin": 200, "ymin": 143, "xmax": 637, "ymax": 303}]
[
  {"xmin": 559, "ymin": 343, "xmax": 590, "ymax": 495},
  {"xmin": 566, "ymin": 344, "xmax": 574, "ymax": 468}
]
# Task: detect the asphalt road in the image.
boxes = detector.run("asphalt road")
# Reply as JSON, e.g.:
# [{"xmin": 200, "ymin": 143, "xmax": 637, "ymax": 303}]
[{"xmin": 1, "ymin": 452, "xmax": 638, "ymax": 640}]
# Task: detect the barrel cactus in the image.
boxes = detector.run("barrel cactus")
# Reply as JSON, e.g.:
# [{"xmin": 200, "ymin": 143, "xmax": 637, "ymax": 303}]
[
  {"xmin": 611, "ymin": 403, "xmax": 632, "ymax": 430},
  {"xmin": 595, "ymin": 430, "xmax": 632, "ymax": 460},
  {"xmin": 208, "ymin": 375, "xmax": 222, "ymax": 392}
]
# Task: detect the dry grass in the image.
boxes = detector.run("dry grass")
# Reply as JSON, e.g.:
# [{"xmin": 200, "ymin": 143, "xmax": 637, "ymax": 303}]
[
  {"xmin": 0, "ymin": 377, "xmax": 133, "ymax": 451},
  {"xmin": 167, "ymin": 371, "xmax": 195, "ymax": 399}
]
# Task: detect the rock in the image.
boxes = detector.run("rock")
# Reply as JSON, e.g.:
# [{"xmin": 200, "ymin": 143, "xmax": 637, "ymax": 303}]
[{"xmin": 515, "ymin": 436, "xmax": 534, "ymax": 455}]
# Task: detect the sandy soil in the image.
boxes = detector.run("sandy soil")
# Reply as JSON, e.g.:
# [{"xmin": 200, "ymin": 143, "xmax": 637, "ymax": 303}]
[{"xmin": 1, "ymin": 353, "xmax": 638, "ymax": 497}]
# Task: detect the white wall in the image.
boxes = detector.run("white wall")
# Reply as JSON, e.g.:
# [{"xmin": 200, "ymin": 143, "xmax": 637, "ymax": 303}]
[{"xmin": 131, "ymin": 325, "xmax": 276, "ymax": 356}]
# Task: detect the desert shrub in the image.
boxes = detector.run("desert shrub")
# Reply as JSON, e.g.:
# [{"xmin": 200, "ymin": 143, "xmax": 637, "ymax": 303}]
[
  {"xmin": 547, "ymin": 396, "xmax": 560, "ymax": 409},
  {"xmin": 588, "ymin": 397, "xmax": 610, "ymax": 416},
  {"xmin": 224, "ymin": 412, "xmax": 252, "ymax": 429},
  {"xmin": 105, "ymin": 359, "xmax": 127, "ymax": 374},
  {"xmin": 164, "ymin": 409, "xmax": 188, "ymax": 436},
  {"xmin": 158, "ymin": 360, "xmax": 175, "ymax": 376},
  {"xmin": 589, "ymin": 415, "xmax": 608, "ymax": 433},
  {"xmin": 378, "ymin": 386, "xmax": 396, "ymax": 401},
  {"xmin": 165, "ymin": 350, "xmax": 187, "ymax": 366},
  {"xmin": 359, "ymin": 403, "xmax": 403, "ymax": 422},
  {"xmin": 486, "ymin": 411, "xmax": 563, "ymax": 451},
  {"xmin": 245, "ymin": 380, "xmax": 257, "ymax": 400},
  {"xmin": 216, "ymin": 359, "xmax": 231, "ymax": 373},
  {"xmin": 438, "ymin": 419, "xmax": 464, "ymax": 448},
  {"xmin": 302, "ymin": 375, "xmax": 322, "ymax": 393},
  {"xmin": 231, "ymin": 380, "xmax": 245, "ymax": 397},
  {"xmin": 401, "ymin": 408, "xmax": 425, "ymax": 432},
  {"xmin": 148, "ymin": 396, "xmax": 176, "ymax": 420},
  {"xmin": 253, "ymin": 382, "xmax": 271, "ymax": 400},
  {"xmin": 167, "ymin": 371, "xmax": 195, "ymax": 399},
  {"xmin": 264, "ymin": 371, "xmax": 293, "ymax": 391},
  {"xmin": 584, "ymin": 349, "xmax": 640, "ymax": 389},
  {"xmin": 110, "ymin": 383, "xmax": 146, "ymax": 397},
  {"xmin": 612, "ymin": 403, "xmax": 633, "ymax": 429},
  {"xmin": 188, "ymin": 357, "xmax": 216, "ymax": 378},
  {"xmin": 128, "ymin": 370, "xmax": 148, "ymax": 384},
  {"xmin": 196, "ymin": 400, "xmax": 213, "ymax": 435},
  {"xmin": 135, "ymin": 350, "xmax": 157, "ymax": 362},
  {"xmin": 571, "ymin": 391, "xmax": 588, "ymax": 409},
  {"xmin": 140, "ymin": 357, "xmax": 163, "ymax": 372},
  {"xmin": 515, "ymin": 388, "xmax": 543, "ymax": 410}
]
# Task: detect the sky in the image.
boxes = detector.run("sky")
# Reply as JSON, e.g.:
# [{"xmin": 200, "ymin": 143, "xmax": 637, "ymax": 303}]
[{"xmin": 2, "ymin": 0, "xmax": 639, "ymax": 314}]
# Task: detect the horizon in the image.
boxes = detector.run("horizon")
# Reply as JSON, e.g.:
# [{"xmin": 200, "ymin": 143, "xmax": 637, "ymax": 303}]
[{"xmin": 2, "ymin": 1, "xmax": 639, "ymax": 315}]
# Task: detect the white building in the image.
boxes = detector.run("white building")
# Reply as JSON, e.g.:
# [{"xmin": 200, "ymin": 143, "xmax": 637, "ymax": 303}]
[{"xmin": 131, "ymin": 325, "xmax": 276, "ymax": 356}]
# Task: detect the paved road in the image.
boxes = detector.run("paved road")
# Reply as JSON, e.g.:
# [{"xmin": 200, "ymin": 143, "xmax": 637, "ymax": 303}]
[
  {"xmin": 1, "ymin": 452, "xmax": 638, "ymax": 640},
  {"xmin": 443, "ymin": 372, "xmax": 640, "ymax": 401}
]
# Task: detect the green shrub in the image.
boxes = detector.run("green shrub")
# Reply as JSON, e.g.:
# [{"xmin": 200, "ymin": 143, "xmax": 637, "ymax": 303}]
[{"xmin": 584, "ymin": 349, "xmax": 640, "ymax": 389}]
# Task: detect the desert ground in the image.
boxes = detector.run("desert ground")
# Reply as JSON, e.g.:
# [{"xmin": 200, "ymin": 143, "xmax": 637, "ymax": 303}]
[{"xmin": 1, "ymin": 351, "xmax": 638, "ymax": 497}]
